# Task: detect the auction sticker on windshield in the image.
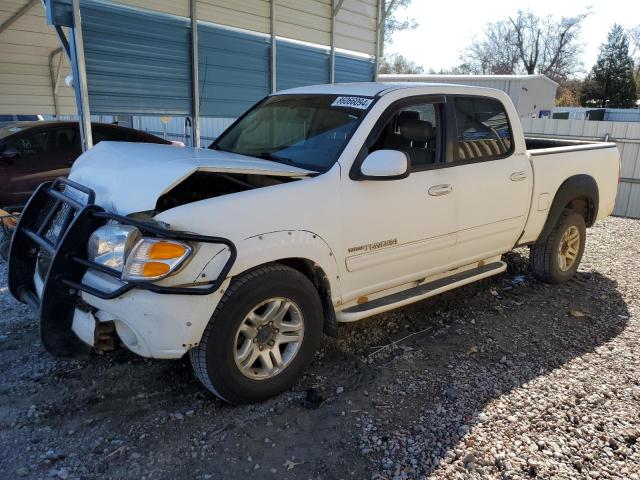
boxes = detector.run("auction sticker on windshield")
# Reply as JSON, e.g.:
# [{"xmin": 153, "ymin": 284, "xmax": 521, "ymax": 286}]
[{"xmin": 331, "ymin": 96, "xmax": 373, "ymax": 110}]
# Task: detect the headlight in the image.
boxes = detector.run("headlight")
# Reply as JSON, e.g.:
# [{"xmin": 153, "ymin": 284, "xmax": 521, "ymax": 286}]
[
  {"xmin": 87, "ymin": 225, "xmax": 141, "ymax": 271},
  {"xmin": 122, "ymin": 238, "xmax": 192, "ymax": 281}
]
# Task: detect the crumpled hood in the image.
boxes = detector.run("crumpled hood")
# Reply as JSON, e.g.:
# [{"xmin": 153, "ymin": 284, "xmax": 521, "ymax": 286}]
[{"xmin": 69, "ymin": 141, "xmax": 312, "ymax": 215}]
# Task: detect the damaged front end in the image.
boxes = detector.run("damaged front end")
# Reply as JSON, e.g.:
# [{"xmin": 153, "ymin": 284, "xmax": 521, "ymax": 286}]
[
  {"xmin": 155, "ymin": 171, "xmax": 298, "ymax": 213},
  {"xmin": 8, "ymin": 178, "xmax": 236, "ymax": 358}
]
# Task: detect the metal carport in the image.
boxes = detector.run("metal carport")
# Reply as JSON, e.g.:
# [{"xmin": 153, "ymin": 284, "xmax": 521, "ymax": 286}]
[{"xmin": 1, "ymin": 0, "xmax": 381, "ymax": 149}]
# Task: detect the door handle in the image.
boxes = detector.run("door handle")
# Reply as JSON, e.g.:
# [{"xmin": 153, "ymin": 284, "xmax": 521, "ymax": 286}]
[
  {"xmin": 510, "ymin": 171, "xmax": 527, "ymax": 182},
  {"xmin": 428, "ymin": 184, "xmax": 453, "ymax": 196}
]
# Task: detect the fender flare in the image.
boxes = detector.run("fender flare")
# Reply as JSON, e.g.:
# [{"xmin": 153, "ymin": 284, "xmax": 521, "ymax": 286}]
[{"xmin": 537, "ymin": 174, "xmax": 599, "ymax": 243}]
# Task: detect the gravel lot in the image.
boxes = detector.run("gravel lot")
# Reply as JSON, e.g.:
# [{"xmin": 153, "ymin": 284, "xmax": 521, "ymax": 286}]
[{"xmin": 1, "ymin": 216, "xmax": 639, "ymax": 480}]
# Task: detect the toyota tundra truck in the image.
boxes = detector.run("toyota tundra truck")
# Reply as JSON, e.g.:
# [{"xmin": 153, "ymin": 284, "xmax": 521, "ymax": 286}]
[{"xmin": 8, "ymin": 83, "xmax": 620, "ymax": 404}]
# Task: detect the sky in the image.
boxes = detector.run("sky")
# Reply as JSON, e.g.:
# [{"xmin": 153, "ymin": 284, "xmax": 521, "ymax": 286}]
[{"xmin": 385, "ymin": 0, "xmax": 640, "ymax": 77}]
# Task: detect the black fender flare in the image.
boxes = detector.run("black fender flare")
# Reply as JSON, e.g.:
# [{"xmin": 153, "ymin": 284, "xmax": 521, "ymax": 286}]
[{"xmin": 537, "ymin": 174, "xmax": 599, "ymax": 243}]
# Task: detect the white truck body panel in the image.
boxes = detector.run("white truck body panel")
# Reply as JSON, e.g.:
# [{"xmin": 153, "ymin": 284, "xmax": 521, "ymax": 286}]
[{"xmin": 52, "ymin": 82, "xmax": 619, "ymax": 359}]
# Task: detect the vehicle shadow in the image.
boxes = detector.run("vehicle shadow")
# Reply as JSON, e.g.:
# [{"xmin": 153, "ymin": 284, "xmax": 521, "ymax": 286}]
[{"xmin": 314, "ymin": 249, "xmax": 630, "ymax": 478}]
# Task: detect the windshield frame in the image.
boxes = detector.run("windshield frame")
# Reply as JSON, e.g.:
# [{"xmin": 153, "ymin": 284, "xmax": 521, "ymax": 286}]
[{"xmin": 209, "ymin": 93, "xmax": 378, "ymax": 173}]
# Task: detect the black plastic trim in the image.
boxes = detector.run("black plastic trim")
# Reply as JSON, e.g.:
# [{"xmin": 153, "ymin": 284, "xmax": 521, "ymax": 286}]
[{"xmin": 537, "ymin": 174, "xmax": 599, "ymax": 243}]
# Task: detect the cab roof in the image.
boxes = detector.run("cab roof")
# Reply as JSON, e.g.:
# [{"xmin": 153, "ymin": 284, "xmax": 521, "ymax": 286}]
[{"xmin": 277, "ymin": 82, "xmax": 493, "ymax": 97}]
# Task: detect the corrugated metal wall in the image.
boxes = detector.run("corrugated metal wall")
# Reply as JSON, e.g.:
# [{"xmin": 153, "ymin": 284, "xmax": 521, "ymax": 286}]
[
  {"xmin": 1, "ymin": 0, "xmax": 377, "ymax": 117},
  {"xmin": 335, "ymin": 0, "xmax": 377, "ymax": 55},
  {"xmin": 111, "ymin": 0, "xmax": 378, "ymax": 56},
  {"xmin": 81, "ymin": 0, "xmax": 192, "ymax": 115},
  {"xmin": 0, "ymin": 0, "xmax": 76, "ymax": 115},
  {"xmin": 521, "ymin": 118, "xmax": 640, "ymax": 219},
  {"xmin": 198, "ymin": 23, "xmax": 270, "ymax": 117},
  {"xmin": 80, "ymin": 0, "xmax": 375, "ymax": 118},
  {"xmin": 335, "ymin": 53, "xmax": 375, "ymax": 83},
  {"xmin": 276, "ymin": 40, "xmax": 329, "ymax": 91}
]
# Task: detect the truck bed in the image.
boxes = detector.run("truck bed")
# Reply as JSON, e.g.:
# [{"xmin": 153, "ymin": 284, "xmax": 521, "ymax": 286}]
[
  {"xmin": 519, "ymin": 137, "xmax": 620, "ymax": 245},
  {"xmin": 525, "ymin": 137, "xmax": 610, "ymax": 151}
]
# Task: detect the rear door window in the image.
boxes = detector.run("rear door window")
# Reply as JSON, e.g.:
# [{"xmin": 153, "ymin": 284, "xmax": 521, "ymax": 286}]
[{"xmin": 453, "ymin": 97, "xmax": 513, "ymax": 162}]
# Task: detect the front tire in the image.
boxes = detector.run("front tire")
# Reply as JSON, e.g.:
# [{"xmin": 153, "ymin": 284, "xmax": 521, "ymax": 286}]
[
  {"xmin": 531, "ymin": 210, "xmax": 586, "ymax": 284},
  {"xmin": 189, "ymin": 264, "xmax": 323, "ymax": 404}
]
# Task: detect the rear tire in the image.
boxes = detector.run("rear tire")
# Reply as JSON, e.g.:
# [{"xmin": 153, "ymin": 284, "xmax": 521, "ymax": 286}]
[
  {"xmin": 189, "ymin": 264, "xmax": 323, "ymax": 404},
  {"xmin": 531, "ymin": 210, "xmax": 586, "ymax": 284}
]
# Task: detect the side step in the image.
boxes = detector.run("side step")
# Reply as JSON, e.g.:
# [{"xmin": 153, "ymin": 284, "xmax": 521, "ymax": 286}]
[{"xmin": 336, "ymin": 261, "xmax": 506, "ymax": 323}]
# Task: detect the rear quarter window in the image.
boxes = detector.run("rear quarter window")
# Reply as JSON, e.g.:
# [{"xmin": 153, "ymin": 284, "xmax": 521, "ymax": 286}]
[{"xmin": 453, "ymin": 97, "xmax": 513, "ymax": 162}]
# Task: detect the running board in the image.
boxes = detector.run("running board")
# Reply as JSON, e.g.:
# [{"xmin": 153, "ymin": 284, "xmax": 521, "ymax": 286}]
[{"xmin": 336, "ymin": 261, "xmax": 506, "ymax": 323}]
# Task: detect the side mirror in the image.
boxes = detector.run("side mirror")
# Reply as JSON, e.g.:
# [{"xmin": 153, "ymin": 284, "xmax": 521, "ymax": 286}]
[{"xmin": 359, "ymin": 149, "xmax": 409, "ymax": 180}]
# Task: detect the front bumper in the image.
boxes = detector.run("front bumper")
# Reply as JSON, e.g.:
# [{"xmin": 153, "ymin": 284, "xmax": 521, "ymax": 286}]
[{"xmin": 8, "ymin": 178, "xmax": 236, "ymax": 357}]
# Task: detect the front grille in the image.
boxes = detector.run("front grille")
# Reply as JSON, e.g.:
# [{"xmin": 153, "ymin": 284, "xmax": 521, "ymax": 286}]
[
  {"xmin": 33, "ymin": 196, "xmax": 56, "ymax": 232},
  {"xmin": 31, "ymin": 183, "xmax": 90, "ymax": 281},
  {"xmin": 44, "ymin": 202, "xmax": 73, "ymax": 245}
]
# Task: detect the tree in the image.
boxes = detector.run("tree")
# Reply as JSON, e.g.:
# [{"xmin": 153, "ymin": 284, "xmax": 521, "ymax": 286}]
[
  {"xmin": 580, "ymin": 25, "xmax": 637, "ymax": 108},
  {"xmin": 630, "ymin": 25, "xmax": 640, "ymax": 66},
  {"xmin": 379, "ymin": 0, "xmax": 418, "ymax": 57},
  {"xmin": 556, "ymin": 79, "xmax": 583, "ymax": 107},
  {"xmin": 461, "ymin": 20, "xmax": 520, "ymax": 75},
  {"xmin": 378, "ymin": 53, "xmax": 424, "ymax": 74},
  {"xmin": 459, "ymin": 10, "xmax": 588, "ymax": 81}
]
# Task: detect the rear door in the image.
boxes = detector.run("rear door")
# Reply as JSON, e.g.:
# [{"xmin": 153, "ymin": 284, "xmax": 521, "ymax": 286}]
[{"xmin": 446, "ymin": 95, "xmax": 532, "ymax": 265}]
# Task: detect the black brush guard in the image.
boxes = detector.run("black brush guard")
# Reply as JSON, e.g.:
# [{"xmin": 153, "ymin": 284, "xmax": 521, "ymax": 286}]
[{"xmin": 8, "ymin": 178, "xmax": 237, "ymax": 357}]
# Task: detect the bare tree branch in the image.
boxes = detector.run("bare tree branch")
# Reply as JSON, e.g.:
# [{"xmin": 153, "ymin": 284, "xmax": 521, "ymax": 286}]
[{"xmin": 460, "ymin": 10, "xmax": 589, "ymax": 81}]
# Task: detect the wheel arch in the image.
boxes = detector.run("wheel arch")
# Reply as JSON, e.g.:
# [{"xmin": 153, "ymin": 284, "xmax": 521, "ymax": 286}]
[
  {"xmin": 228, "ymin": 230, "xmax": 342, "ymax": 337},
  {"xmin": 537, "ymin": 174, "xmax": 599, "ymax": 244}
]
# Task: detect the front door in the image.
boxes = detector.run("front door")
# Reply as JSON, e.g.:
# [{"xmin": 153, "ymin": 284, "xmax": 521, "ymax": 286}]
[{"xmin": 340, "ymin": 98, "xmax": 459, "ymax": 303}]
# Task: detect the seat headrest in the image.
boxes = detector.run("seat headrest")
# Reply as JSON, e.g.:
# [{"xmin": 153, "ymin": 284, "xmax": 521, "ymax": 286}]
[
  {"xmin": 397, "ymin": 110, "xmax": 420, "ymax": 124},
  {"xmin": 399, "ymin": 119, "xmax": 434, "ymax": 142}
]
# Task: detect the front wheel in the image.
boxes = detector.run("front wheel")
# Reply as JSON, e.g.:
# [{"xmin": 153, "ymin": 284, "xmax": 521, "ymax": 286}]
[
  {"xmin": 530, "ymin": 210, "xmax": 586, "ymax": 284},
  {"xmin": 189, "ymin": 264, "xmax": 323, "ymax": 404}
]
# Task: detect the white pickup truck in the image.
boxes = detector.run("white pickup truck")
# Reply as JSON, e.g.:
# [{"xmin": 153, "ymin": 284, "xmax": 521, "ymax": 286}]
[{"xmin": 9, "ymin": 83, "xmax": 619, "ymax": 404}]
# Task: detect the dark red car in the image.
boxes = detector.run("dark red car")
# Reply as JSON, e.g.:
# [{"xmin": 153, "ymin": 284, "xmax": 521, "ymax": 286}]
[{"xmin": 0, "ymin": 121, "xmax": 171, "ymax": 206}]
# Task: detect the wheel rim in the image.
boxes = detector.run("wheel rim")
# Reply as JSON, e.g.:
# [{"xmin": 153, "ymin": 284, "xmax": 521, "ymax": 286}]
[
  {"xmin": 233, "ymin": 297, "xmax": 305, "ymax": 380},
  {"xmin": 557, "ymin": 225, "xmax": 580, "ymax": 271}
]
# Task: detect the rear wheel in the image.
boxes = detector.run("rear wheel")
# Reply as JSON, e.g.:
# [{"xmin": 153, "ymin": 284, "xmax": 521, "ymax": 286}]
[
  {"xmin": 531, "ymin": 210, "xmax": 586, "ymax": 284},
  {"xmin": 189, "ymin": 264, "xmax": 323, "ymax": 404}
]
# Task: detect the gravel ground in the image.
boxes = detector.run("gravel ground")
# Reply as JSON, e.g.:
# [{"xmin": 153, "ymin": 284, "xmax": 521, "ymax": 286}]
[{"xmin": 0, "ymin": 216, "xmax": 639, "ymax": 479}]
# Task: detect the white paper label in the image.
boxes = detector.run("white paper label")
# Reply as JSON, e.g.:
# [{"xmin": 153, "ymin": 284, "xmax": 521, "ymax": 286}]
[{"xmin": 331, "ymin": 96, "xmax": 373, "ymax": 110}]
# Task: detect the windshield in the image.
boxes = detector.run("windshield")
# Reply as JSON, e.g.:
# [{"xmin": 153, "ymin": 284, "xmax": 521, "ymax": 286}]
[{"xmin": 211, "ymin": 94, "xmax": 373, "ymax": 172}]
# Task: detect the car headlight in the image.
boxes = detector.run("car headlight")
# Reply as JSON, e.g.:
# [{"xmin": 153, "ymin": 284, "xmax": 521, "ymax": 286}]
[
  {"xmin": 87, "ymin": 224, "xmax": 141, "ymax": 272},
  {"xmin": 122, "ymin": 238, "xmax": 192, "ymax": 281}
]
